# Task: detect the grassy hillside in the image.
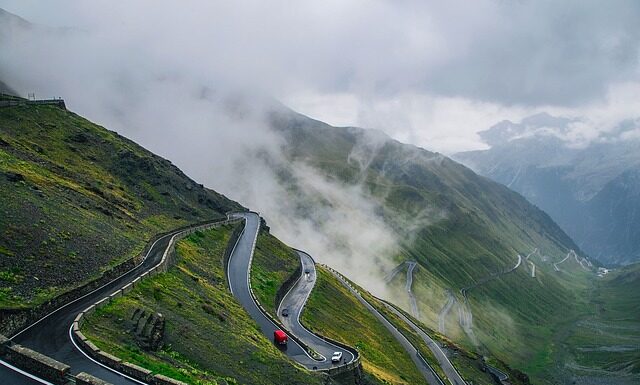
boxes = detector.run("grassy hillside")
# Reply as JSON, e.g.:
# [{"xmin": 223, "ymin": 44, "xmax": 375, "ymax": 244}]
[
  {"xmin": 301, "ymin": 267, "xmax": 427, "ymax": 385},
  {"xmin": 553, "ymin": 263, "xmax": 640, "ymax": 384},
  {"xmin": 327, "ymin": 267, "xmax": 529, "ymax": 385},
  {"xmin": 82, "ymin": 224, "xmax": 326, "ymax": 385},
  {"xmin": 0, "ymin": 103, "xmax": 241, "ymax": 309},
  {"xmin": 267, "ymin": 107, "xmax": 593, "ymax": 383},
  {"xmin": 250, "ymin": 231, "xmax": 300, "ymax": 317}
]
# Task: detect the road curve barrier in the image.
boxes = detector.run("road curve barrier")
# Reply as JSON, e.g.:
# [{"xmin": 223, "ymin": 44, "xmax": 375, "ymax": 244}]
[
  {"xmin": 0, "ymin": 333, "xmax": 113, "ymax": 385},
  {"xmin": 70, "ymin": 216, "xmax": 242, "ymax": 385},
  {"xmin": 236, "ymin": 216, "xmax": 362, "ymax": 376},
  {"xmin": 320, "ymin": 264, "xmax": 448, "ymax": 384},
  {"xmin": 281, "ymin": 249, "xmax": 362, "ymax": 375}
]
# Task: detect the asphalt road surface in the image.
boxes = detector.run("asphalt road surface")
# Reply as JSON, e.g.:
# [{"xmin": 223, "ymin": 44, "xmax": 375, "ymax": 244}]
[
  {"xmin": 406, "ymin": 261, "xmax": 419, "ymax": 318},
  {"xmin": 326, "ymin": 267, "xmax": 444, "ymax": 385},
  {"xmin": 0, "ymin": 359, "xmax": 52, "ymax": 385},
  {"xmin": 438, "ymin": 290, "xmax": 456, "ymax": 335},
  {"xmin": 0, "ymin": 220, "xmax": 227, "ymax": 385},
  {"xmin": 227, "ymin": 212, "xmax": 353, "ymax": 370},
  {"xmin": 277, "ymin": 250, "xmax": 354, "ymax": 366},
  {"xmin": 383, "ymin": 303, "xmax": 467, "ymax": 385}
]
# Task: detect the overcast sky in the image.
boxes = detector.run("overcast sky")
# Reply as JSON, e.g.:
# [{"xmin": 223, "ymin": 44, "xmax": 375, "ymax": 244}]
[{"xmin": 1, "ymin": 0, "xmax": 639, "ymax": 153}]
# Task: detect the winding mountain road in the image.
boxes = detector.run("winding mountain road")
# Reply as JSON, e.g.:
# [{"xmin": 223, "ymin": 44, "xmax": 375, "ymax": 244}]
[
  {"xmin": 553, "ymin": 250, "xmax": 573, "ymax": 271},
  {"xmin": 458, "ymin": 254, "xmax": 523, "ymax": 346},
  {"xmin": 384, "ymin": 262, "xmax": 407, "ymax": 283},
  {"xmin": 3, "ymin": 211, "xmax": 462, "ymax": 384},
  {"xmin": 384, "ymin": 261, "xmax": 420, "ymax": 319},
  {"xmin": 406, "ymin": 261, "xmax": 420, "ymax": 319},
  {"xmin": 438, "ymin": 290, "xmax": 456, "ymax": 335},
  {"xmin": 276, "ymin": 250, "xmax": 355, "ymax": 366},
  {"xmin": 524, "ymin": 249, "xmax": 536, "ymax": 278},
  {"xmin": 227, "ymin": 212, "xmax": 354, "ymax": 370},
  {"xmin": 326, "ymin": 267, "xmax": 445, "ymax": 385},
  {"xmin": 1, "ymin": 212, "xmax": 361, "ymax": 384},
  {"xmin": 383, "ymin": 303, "xmax": 467, "ymax": 385},
  {"xmin": 0, "ymin": 220, "xmax": 228, "ymax": 385}
]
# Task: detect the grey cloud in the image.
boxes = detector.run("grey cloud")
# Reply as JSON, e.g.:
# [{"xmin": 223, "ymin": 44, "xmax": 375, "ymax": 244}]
[
  {"xmin": 2, "ymin": 1, "xmax": 639, "ymax": 108},
  {"xmin": 422, "ymin": 1, "xmax": 640, "ymax": 106}
]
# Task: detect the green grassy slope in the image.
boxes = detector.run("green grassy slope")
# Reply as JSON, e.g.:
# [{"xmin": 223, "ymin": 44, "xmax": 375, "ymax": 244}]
[
  {"xmin": 0, "ymin": 104, "xmax": 242, "ymax": 309},
  {"xmin": 250, "ymin": 231, "xmax": 300, "ymax": 317},
  {"xmin": 334, "ymin": 267, "xmax": 528, "ymax": 385},
  {"xmin": 301, "ymin": 267, "xmax": 428, "ymax": 385},
  {"xmin": 268, "ymin": 108, "xmax": 593, "ymax": 383},
  {"xmin": 82, "ymin": 225, "xmax": 325, "ymax": 385},
  {"xmin": 554, "ymin": 263, "xmax": 640, "ymax": 384}
]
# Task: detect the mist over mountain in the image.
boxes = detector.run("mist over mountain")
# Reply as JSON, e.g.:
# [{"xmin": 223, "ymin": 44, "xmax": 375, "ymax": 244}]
[
  {"xmin": 2, "ymin": 4, "xmax": 639, "ymax": 383},
  {"xmin": 455, "ymin": 113, "xmax": 640, "ymax": 265}
]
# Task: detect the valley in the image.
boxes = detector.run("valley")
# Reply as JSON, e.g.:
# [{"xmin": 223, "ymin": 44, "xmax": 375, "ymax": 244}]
[
  {"xmin": 0, "ymin": 91, "xmax": 637, "ymax": 385},
  {"xmin": 455, "ymin": 113, "xmax": 640, "ymax": 266},
  {"xmin": 1, "ymin": 2, "xmax": 639, "ymax": 384}
]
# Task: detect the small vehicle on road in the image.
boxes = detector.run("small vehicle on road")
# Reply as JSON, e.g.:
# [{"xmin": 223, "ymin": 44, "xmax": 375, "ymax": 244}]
[
  {"xmin": 274, "ymin": 330, "xmax": 288, "ymax": 345},
  {"xmin": 331, "ymin": 351, "xmax": 343, "ymax": 363},
  {"xmin": 281, "ymin": 308, "xmax": 289, "ymax": 317}
]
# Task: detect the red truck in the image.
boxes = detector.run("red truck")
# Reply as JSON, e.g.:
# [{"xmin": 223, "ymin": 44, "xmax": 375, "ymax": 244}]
[{"xmin": 274, "ymin": 330, "xmax": 288, "ymax": 345}]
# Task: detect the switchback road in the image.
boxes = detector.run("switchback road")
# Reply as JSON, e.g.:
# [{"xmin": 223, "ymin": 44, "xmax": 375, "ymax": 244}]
[
  {"xmin": 383, "ymin": 303, "xmax": 467, "ymax": 385},
  {"xmin": 0, "ymin": 220, "xmax": 223, "ymax": 384},
  {"xmin": 227, "ymin": 212, "xmax": 355, "ymax": 370},
  {"xmin": 277, "ymin": 250, "xmax": 354, "ymax": 366},
  {"xmin": 326, "ymin": 267, "xmax": 444, "ymax": 385}
]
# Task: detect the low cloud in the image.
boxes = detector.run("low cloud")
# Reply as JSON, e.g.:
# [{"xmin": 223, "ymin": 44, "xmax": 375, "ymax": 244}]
[
  {"xmin": 2, "ymin": 1, "xmax": 640, "ymax": 156},
  {"xmin": 0, "ymin": 1, "xmax": 638, "ymax": 294}
]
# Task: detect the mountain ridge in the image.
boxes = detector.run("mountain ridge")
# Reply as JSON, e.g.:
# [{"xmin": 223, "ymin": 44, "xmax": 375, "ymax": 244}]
[{"xmin": 455, "ymin": 113, "xmax": 640, "ymax": 265}]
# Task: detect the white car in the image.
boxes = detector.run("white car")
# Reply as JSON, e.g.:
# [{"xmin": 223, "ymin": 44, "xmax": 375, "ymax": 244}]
[{"xmin": 331, "ymin": 351, "xmax": 343, "ymax": 363}]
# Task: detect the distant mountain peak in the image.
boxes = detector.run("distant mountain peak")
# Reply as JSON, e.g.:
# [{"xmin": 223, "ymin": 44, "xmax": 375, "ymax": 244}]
[{"xmin": 478, "ymin": 112, "xmax": 577, "ymax": 147}]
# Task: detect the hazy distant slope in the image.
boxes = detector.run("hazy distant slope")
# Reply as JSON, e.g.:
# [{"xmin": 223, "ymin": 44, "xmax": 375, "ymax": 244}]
[
  {"xmin": 0, "ymin": 103, "xmax": 242, "ymax": 309},
  {"xmin": 455, "ymin": 113, "xmax": 640, "ymax": 265},
  {"xmin": 270, "ymin": 108, "xmax": 580, "ymax": 269}
]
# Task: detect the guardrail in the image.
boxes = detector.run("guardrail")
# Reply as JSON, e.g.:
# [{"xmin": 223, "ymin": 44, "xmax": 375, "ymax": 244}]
[
  {"xmin": 240, "ymin": 217, "xmax": 362, "ymax": 375},
  {"xmin": 0, "ymin": 334, "xmax": 111, "ymax": 385},
  {"xmin": 0, "ymin": 97, "xmax": 66, "ymax": 109},
  {"xmin": 1, "ymin": 216, "xmax": 231, "ymax": 337},
  {"xmin": 320, "ymin": 264, "xmax": 446, "ymax": 383},
  {"xmin": 71, "ymin": 217, "xmax": 241, "ymax": 385}
]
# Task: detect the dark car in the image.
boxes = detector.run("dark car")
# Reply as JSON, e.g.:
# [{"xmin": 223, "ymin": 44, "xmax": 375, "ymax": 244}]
[{"xmin": 282, "ymin": 308, "xmax": 289, "ymax": 317}]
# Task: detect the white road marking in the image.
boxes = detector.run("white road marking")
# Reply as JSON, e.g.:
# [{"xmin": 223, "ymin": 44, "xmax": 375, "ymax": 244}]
[
  {"xmin": 68, "ymin": 325, "xmax": 147, "ymax": 385},
  {"xmin": 0, "ymin": 358, "xmax": 55, "ymax": 385}
]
